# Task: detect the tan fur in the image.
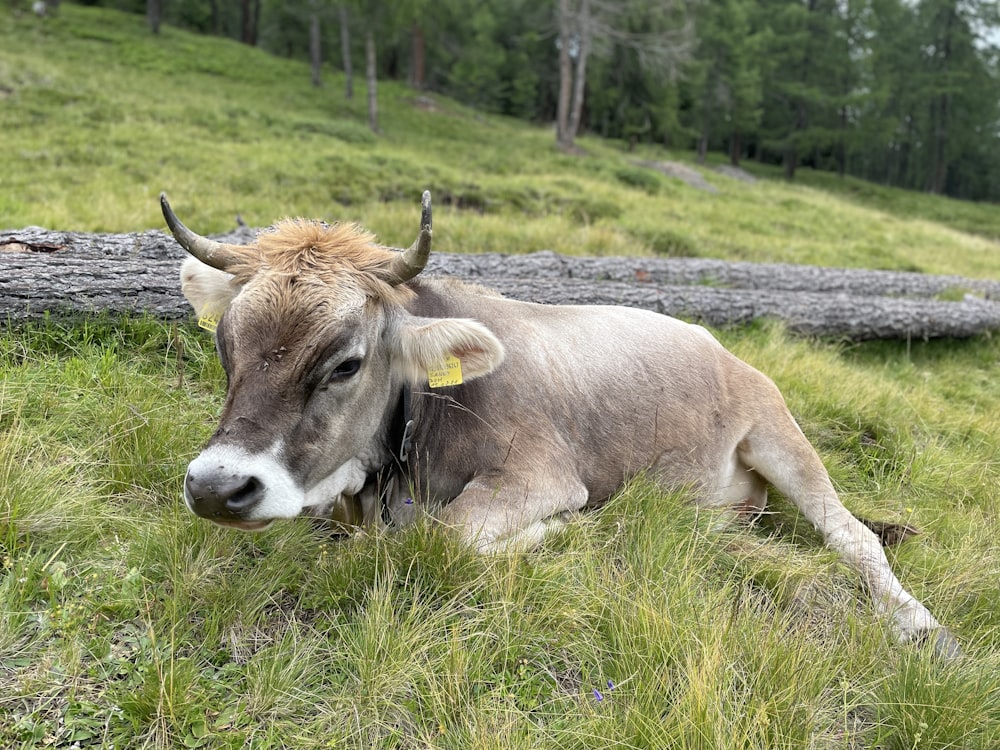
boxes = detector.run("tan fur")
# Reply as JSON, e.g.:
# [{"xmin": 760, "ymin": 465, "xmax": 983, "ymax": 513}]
[{"xmin": 226, "ymin": 220, "xmax": 414, "ymax": 308}]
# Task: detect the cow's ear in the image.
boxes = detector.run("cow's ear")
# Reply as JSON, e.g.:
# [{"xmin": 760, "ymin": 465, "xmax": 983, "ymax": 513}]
[
  {"xmin": 180, "ymin": 257, "xmax": 241, "ymax": 320},
  {"xmin": 392, "ymin": 317, "xmax": 505, "ymax": 385}
]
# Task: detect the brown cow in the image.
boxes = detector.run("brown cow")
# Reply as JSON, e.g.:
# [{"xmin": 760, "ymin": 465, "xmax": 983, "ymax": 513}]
[{"xmin": 163, "ymin": 191, "xmax": 960, "ymax": 657}]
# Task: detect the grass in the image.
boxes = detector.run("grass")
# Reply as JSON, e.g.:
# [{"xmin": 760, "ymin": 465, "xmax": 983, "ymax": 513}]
[
  {"xmin": 4, "ymin": 6, "xmax": 1000, "ymax": 275},
  {"xmin": 2, "ymin": 318, "xmax": 998, "ymax": 749},
  {"xmin": 1, "ymin": 4, "xmax": 999, "ymax": 749}
]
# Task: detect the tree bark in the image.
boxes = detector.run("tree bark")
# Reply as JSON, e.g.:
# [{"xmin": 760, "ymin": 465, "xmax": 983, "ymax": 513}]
[
  {"xmin": 696, "ymin": 127, "xmax": 708, "ymax": 165},
  {"xmin": 340, "ymin": 5, "xmax": 353, "ymax": 99},
  {"xmin": 556, "ymin": 0, "xmax": 574, "ymax": 148},
  {"xmin": 423, "ymin": 250, "xmax": 1000, "ymax": 301},
  {"xmin": 309, "ymin": 1, "xmax": 322, "ymax": 87},
  {"xmin": 475, "ymin": 278, "xmax": 998, "ymax": 341},
  {"xmin": 927, "ymin": 3, "xmax": 955, "ymax": 195},
  {"xmin": 241, "ymin": 0, "xmax": 253, "ymax": 45},
  {"xmin": 566, "ymin": 0, "xmax": 590, "ymax": 143},
  {"xmin": 365, "ymin": 28, "xmax": 378, "ymax": 132},
  {"xmin": 784, "ymin": 133, "xmax": 798, "ymax": 180},
  {"xmin": 410, "ymin": 22, "xmax": 425, "ymax": 90},
  {"xmin": 146, "ymin": 0, "xmax": 161, "ymax": 34},
  {"xmin": 729, "ymin": 130, "xmax": 741, "ymax": 166},
  {"xmin": 837, "ymin": 107, "xmax": 847, "ymax": 178},
  {"xmin": 2, "ymin": 229, "xmax": 997, "ymax": 341}
]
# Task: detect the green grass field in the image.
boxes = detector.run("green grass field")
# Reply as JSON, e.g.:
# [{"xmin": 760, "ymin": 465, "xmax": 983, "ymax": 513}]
[{"xmin": 2, "ymin": 5, "xmax": 999, "ymax": 749}]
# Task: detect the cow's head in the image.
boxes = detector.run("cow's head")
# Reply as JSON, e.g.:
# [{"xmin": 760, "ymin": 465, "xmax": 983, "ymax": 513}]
[{"xmin": 162, "ymin": 192, "xmax": 504, "ymax": 530}]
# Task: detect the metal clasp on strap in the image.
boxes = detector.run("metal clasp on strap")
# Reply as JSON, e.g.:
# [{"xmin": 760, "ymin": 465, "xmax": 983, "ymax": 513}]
[{"xmin": 399, "ymin": 419, "xmax": 414, "ymax": 464}]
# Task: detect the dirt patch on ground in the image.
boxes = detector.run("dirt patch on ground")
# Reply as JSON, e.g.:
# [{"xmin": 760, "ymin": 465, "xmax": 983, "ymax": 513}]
[
  {"xmin": 637, "ymin": 160, "xmax": 719, "ymax": 193},
  {"xmin": 637, "ymin": 160, "xmax": 760, "ymax": 191},
  {"xmin": 410, "ymin": 95, "xmax": 439, "ymax": 112},
  {"xmin": 714, "ymin": 164, "xmax": 758, "ymax": 183}
]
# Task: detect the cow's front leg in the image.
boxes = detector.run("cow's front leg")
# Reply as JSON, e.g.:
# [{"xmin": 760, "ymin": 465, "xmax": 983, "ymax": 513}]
[{"xmin": 439, "ymin": 472, "xmax": 588, "ymax": 553}]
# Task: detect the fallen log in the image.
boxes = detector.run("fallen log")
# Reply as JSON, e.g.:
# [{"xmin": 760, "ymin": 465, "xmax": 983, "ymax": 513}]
[
  {"xmin": 2, "ymin": 227, "xmax": 998, "ymax": 340},
  {"xmin": 477, "ymin": 278, "xmax": 999, "ymax": 340},
  {"xmin": 427, "ymin": 250, "xmax": 1000, "ymax": 301}
]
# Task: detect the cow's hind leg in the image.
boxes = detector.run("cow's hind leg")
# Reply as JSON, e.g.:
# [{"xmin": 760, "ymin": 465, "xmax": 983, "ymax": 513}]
[
  {"xmin": 695, "ymin": 454, "xmax": 769, "ymax": 533},
  {"xmin": 739, "ymin": 411, "xmax": 961, "ymax": 658},
  {"xmin": 438, "ymin": 471, "xmax": 588, "ymax": 554}
]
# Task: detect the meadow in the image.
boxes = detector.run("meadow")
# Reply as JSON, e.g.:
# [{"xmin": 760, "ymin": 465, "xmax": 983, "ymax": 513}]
[{"xmin": 1, "ymin": 5, "xmax": 999, "ymax": 749}]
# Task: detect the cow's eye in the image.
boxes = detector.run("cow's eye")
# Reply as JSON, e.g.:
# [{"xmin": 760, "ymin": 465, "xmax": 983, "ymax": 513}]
[{"xmin": 327, "ymin": 358, "xmax": 361, "ymax": 382}]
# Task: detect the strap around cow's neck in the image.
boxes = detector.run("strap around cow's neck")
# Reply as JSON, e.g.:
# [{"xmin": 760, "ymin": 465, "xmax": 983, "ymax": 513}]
[{"xmin": 374, "ymin": 386, "xmax": 415, "ymax": 527}]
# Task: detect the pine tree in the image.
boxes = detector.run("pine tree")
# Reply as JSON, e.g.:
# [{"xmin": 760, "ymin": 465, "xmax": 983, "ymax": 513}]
[{"xmin": 685, "ymin": 0, "xmax": 762, "ymax": 165}]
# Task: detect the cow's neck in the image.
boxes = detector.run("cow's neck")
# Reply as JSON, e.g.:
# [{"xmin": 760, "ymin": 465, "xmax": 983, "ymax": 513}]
[
  {"xmin": 391, "ymin": 385, "xmax": 415, "ymax": 466},
  {"xmin": 362, "ymin": 385, "xmax": 414, "ymax": 527}
]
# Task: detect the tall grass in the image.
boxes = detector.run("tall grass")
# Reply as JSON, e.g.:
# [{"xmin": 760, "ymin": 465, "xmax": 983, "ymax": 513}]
[
  {"xmin": 1, "ymin": 321, "xmax": 997, "ymax": 749},
  {"xmin": 1, "ymin": 4, "xmax": 999, "ymax": 749}
]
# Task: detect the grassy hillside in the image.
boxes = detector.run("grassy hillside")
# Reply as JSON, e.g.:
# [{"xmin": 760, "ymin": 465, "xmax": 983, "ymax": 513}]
[
  {"xmin": 4, "ymin": 5, "xmax": 1000, "ymax": 276},
  {"xmin": 1, "ymin": 5, "xmax": 999, "ymax": 750}
]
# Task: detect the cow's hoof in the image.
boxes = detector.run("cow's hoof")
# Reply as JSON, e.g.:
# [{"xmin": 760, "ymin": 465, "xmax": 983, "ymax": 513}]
[{"xmin": 914, "ymin": 628, "xmax": 963, "ymax": 660}]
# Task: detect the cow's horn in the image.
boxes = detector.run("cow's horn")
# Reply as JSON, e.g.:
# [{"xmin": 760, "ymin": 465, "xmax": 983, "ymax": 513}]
[
  {"xmin": 160, "ymin": 193, "xmax": 247, "ymax": 272},
  {"xmin": 387, "ymin": 190, "xmax": 432, "ymax": 285}
]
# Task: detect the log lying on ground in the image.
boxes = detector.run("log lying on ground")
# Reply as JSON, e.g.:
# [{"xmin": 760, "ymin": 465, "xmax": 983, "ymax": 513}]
[
  {"xmin": 427, "ymin": 250, "xmax": 1000, "ymax": 300},
  {"xmin": 2, "ymin": 227, "xmax": 998, "ymax": 340},
  {"xmin": 477, "ymin": 277, "xmax": 999, "ymax": 340},
  {"xmin": 1, "ymin": 229, "xmax": 189, "ymax": 320}
]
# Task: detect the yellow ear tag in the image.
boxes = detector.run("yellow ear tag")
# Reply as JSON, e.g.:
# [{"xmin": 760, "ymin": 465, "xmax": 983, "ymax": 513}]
[
  {"xmin": 197, "ymin": 313, "xmax": 219, "ymax": 333},
  {"xmin": 427, "ymin": 355, "xmax": 463, "ymax": 388}
]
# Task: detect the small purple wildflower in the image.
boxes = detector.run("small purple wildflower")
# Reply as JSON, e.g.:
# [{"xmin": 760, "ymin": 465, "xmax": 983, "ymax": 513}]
[
  {"xmin": 593, "ymin": 688, "xmax": 604, "ymax": 702},
  {"xmin": 404, "ymin": 497, "xmax": 414, "ymax": 505},
  {"xmin": 607, "ymin": 680, "xmax": 615, "ymax": 691}
]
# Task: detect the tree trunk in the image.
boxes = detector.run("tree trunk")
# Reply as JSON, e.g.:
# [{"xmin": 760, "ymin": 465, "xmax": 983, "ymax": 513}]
[
  {"xmin": 410, "ymin": 22, "xmax": 425, "ymax": 89},
  {"xmin": 146, "ymin": 0, "xmax": 161, "ymax": 34},
  {"xmin": 836, "ymin": 107, "xmax": 847, "ymax": 177},
  {"xmin": 309, "ymin": 1, "xmax": 322, "ymax": 87},
  {"xmin": 927, "ymin": 4, "xmax": 955, "ymax": 195},
  {"xmin": 340, "ymin": 5, "xmax": 353, "ymax": 99},
  {"xmin": 785, "ymin": 100, "xmax": 806, "ymax": 180},
  {"xmin": 566, "ymin": 0, "xmax": 590, "ymax": 143},
  {"xmin": 556, "ymin": 0, "xmax": 574, "ymax": 148},
  {"xmin": 783, "ymin": 144, "xmax": 797, "ymax": 179},
  {"xmin": 424, "ymin": 250, "xmax": 1000, "ymax": 300},
  {"xmin": 365, "ymin": 29, "xmax": 378, "ymax": 132},
  {"xmin": 241, "ymin": 0, "xmax": 253, "ymax": 45},
  {"xmin": 478, "ymin": 279, "xmax": 998, "ymax": 340},
  {"xmin": 729, "ymin": 130, "xmax": 741, "ymax": 166},
  {"xmin": 928, "ymin": 91, "xmax": 951, "ymax": 194},
  {"xmin": 2, "ymin": 229, "xmax": 997, "ymax": 341},
  {"xmin": 899, "ymin": 119, "xmax": 913, "ymax": 189},
  {"xmin": 696, "ymin": 127, "xmax": 709, "ymax": 165}
]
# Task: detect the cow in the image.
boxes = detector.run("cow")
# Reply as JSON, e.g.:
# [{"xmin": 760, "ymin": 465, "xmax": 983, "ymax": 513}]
[{"xmin": 161, "ymin": 191, "xmax": 960, "ymax": 658}]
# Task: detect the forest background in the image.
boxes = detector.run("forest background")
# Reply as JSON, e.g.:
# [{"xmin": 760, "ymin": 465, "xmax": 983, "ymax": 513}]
[
  {"xmin": 2, "ymin": 1, "xmax": 1000, "ymax": 748},
  {"xmin": 73, "ymin": 0, "xmax": 1000, "ymax": 204}
]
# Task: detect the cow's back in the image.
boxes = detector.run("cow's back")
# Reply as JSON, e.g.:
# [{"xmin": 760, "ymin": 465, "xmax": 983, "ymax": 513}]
[{"xmin": 407, "ymin": 278, "xmax": 768, "ymax": 504}]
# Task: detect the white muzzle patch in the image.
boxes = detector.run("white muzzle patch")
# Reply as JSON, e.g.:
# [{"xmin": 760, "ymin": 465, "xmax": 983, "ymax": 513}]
[{"xmin": 184, "ymin": 442, "xmax": 368, "ymax": 523}]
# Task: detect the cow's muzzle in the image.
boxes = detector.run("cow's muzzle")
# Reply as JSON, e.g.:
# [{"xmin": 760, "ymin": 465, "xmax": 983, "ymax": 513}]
[{"xmin": 184, "ymin": 467, "xmax": 266, "ymax": 525}]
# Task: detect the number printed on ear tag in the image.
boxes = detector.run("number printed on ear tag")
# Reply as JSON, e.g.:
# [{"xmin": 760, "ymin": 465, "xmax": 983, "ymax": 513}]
[
  {"xmin": 427, "ymin": 355, "xmax": 463, "ymax": 388},
  {"xmin": 197, "ymin": 314, "xmax": 219, "ymax": 333}
]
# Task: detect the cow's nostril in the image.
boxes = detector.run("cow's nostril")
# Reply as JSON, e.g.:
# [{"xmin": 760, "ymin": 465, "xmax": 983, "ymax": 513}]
[
  {"xmin": 224, "ymin": 476, "xmax": 263, "ymax": 513},
  {"xmin": 185, "ymin": 470, "xmax": 265, "ymax": 519}
]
